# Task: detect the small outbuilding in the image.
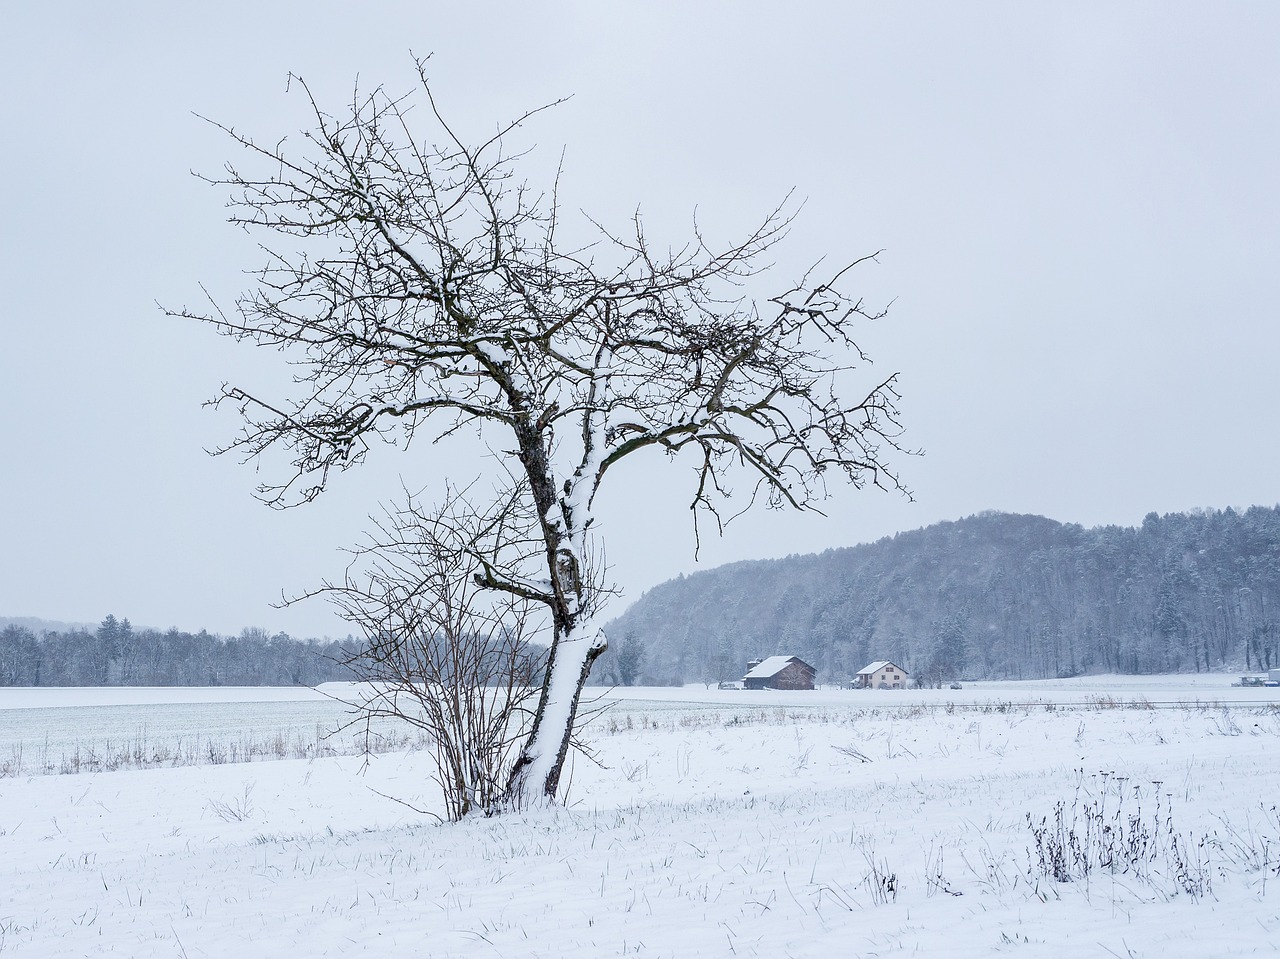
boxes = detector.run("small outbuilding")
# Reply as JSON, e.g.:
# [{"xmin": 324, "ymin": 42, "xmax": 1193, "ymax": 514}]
[
  {"xmin": 855, "ymin": 661, "xmax": 909, "ymax": 690},
  {"xmin": 742, "ymin": 656, "xmax": 816, "ymax": 690}
]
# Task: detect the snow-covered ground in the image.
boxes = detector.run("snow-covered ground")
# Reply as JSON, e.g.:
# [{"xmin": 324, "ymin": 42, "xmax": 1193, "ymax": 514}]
[{"xmin": 2, "ymin": 677, "xmax": 1278, "ymax": 956}]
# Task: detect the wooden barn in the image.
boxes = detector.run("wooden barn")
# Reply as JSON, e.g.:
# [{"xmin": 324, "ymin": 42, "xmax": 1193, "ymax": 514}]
[
  {"xmin": 742, "ymin": 656, "xmax": 816, "ymax": 690},
  {"xmin": 855, "ymin": 661, "xmax": 909, "ymax": 689}
]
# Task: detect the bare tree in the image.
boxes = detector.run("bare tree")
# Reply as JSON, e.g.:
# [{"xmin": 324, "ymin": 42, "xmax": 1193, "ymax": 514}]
[
  {"xmin": 321, "ymin": 485, "xmax": 550, "ymax": 820},
  {"xmin": 171, "ymin": 58, "xmax": 910, "ymax": 808}
]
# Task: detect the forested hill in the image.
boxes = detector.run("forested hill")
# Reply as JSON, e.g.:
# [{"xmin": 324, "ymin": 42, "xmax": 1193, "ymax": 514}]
[{"xmin": 598, "ymin": 507, "xmax": 1280, "ymax": 686}]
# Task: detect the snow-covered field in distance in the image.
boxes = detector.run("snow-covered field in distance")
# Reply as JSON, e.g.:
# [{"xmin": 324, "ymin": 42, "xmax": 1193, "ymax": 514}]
[
  {"xmin": 0, "ymin": 684, "xmax": 334, "ymax": 709},
  {"xmin": 4, "ymin": 675, "xmax": 1274, "ymax": 772},
  {"xmin": 3, "ymin": 670, "xmax": 1274, "ymax": 712},
  {"xmin": 2, "ymin": 676, "xmax": 1278, "ymax": 957}
]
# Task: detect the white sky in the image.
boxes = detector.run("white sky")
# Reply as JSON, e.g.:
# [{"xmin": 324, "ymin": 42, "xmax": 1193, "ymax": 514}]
[{"xmin": 3, "ymin": 2, "xmax": 1278, "ymax": 638}]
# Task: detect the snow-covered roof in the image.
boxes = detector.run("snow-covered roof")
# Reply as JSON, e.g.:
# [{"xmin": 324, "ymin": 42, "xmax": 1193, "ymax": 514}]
[
  {"xmin": 743, "ymin": 655, "xmax": 808, "ymax": 679},
  {"xmin": 857, "ymin": 661, "xmax": 907, "ymax": 675}
]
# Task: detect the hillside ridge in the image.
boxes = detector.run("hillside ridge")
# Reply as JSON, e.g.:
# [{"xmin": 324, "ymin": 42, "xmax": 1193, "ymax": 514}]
[{"xmin": 598, "ymin": 506, "xmax": 1280, "ymax": 685}]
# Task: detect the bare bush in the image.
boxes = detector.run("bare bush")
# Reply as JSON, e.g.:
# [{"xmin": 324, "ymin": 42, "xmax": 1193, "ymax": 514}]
[{"xmin": 321, "ymin": 486, "xmax": 553, "ymax": 820}]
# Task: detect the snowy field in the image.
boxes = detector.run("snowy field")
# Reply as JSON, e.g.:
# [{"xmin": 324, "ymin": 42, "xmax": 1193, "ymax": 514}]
[
  {"xmin": 0, "ymin": 687, "xmax": 383, "ymax": 776},
  {"xmin": 2, "ymin": 676, "xmax": 1279, "ymax": 956}
]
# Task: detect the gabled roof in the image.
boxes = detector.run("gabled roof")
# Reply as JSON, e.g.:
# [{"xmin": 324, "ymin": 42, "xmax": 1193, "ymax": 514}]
[
  {"xmin": 744, "ymin": 655, "xmax": 813, "ymax": 679},
  {"xmin": 857, "ymin": 661, "xmax": 908, "ymax": 676}
]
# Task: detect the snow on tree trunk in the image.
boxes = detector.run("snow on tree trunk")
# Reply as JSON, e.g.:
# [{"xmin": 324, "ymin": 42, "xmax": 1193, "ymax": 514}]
[{"xmin": 504, "ymin": 616, "xmax": 606, "ymax": 805}]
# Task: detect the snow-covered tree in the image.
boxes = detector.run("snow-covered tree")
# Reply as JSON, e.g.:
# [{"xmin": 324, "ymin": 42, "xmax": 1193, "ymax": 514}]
[
  {"xmin": 170, "ymin": 59, "xmax": 909, "ymax": 808},
  {"xmin": 613, "ymin": 631, "xmax": 646, "ymax": 688}
]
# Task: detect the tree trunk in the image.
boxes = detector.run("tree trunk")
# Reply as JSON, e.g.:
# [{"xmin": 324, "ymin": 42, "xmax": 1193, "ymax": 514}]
[
  {"xmin": 503, "ymin": 618, "xmax": 606, "ymax": 806},
  {"xmin": 495, "ymin": 417, "xmax": 612, "ymax": 806}
]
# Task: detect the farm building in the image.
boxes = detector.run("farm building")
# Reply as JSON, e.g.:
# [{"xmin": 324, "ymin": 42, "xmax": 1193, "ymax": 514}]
[
  {"xmin": 742, "ymin": 656, "xmax": 816, "ymax": 690},
  {"xmin": 855, "ymin": 661, "xmax": 909, "ymax": 689}
]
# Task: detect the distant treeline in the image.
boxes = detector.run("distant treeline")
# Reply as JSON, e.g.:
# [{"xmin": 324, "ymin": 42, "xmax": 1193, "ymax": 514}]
[
  {"xmin": 599, "ymin": 507, "xmax": 1280, "ymax": 686},
  {"xmin": 0, "ymin": 615, "xmax": 354, "ymax": 687}
]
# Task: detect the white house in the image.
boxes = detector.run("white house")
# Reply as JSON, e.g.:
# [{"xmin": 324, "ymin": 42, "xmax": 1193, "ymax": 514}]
[{"xmin": 855, "ymin": 661, "xmax": 909, "ymax": 690}]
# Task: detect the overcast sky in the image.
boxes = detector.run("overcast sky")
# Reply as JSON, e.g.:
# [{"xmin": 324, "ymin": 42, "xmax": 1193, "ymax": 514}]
[{"xmin": 3, "ymin": 2, "xmax": 1278, "ymax": 638}]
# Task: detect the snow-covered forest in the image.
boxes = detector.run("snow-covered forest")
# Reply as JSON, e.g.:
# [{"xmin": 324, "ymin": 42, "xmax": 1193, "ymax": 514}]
[
  {"xmin": 601, "ymin": 506, "xmax": 1280, "ymax": 687},
  {"xmin": 0, "ymin": 616, "xmax": 353, "ymax": 687}
]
